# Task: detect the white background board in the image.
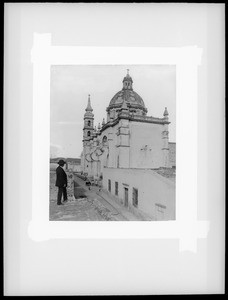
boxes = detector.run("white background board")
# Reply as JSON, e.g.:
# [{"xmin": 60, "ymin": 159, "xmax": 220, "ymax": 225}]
[{"xmin": 4, "ymin": 3, "xmax": 225, "ymax": 295}]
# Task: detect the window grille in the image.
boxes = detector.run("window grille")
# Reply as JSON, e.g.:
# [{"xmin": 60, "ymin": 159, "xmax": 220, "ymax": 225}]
[
  {"xmin": 108, "ymin": 179, "xmax": 111, "ymax": 192},
  {"xmin": 132, "ymin": 188, "xmax": 138, "ymax": 207},
  {"xmin": 115, "ymin": 182, "xmax": 118, "ymax": 196}
]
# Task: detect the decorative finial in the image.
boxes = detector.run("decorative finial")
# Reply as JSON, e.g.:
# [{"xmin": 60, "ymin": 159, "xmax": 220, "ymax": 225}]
[
  {"xmin": 127, "ymin": 69, "xmax": 129, "ymax": 75},
  {"xmin": 98, "ymin": 123, "xmax": 101, "ymax": 130},
  {"xmin": 86, "ymin": 94, "xmax": 93, "ymax": 111},
  {"xmin": 163, "ymin": 107, "xmax": 169, "ymax": 117},
  {"xmin": 102, "ymin": 118, "xmax": 105, "ymax": 126}
]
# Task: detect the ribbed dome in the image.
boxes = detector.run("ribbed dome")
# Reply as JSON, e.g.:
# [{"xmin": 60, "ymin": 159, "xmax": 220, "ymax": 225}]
[
  {"xmin": 107, "ymin": 71, "xmax": 147, "ymax": 114},
  {"xmin": 108, "ymin": 89, "xmax": 146, "ymax": 110}
]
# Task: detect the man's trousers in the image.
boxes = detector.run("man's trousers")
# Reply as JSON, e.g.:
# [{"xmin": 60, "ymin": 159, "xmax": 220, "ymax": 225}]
[{"xmin": 57, "ymin": 187, "xmax": 67, "ymax": 204}]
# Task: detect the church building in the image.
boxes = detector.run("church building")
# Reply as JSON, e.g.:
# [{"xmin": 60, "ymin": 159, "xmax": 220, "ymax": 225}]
[{"xmin": 81, "ymin": 71, "xmax": 175, "ymax": 220}]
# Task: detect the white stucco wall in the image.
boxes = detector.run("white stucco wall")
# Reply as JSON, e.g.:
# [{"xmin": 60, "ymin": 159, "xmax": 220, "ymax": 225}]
[
  {"xmin": 169, "ymin": 142, "xmax": 176, "ymax": 167},
  {"xmin": 103, "ymin": 167, "xmax": 175, "ymax": 220},
  {"xmin": 129, "ymin": 122, "xmax": 164, "ymax": 168},
  {"xmin": 82, "ymin": 119, "xmax": 169, "ymax": 178}
]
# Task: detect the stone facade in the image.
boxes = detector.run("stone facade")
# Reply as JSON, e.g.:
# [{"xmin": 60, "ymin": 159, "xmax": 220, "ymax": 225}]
[
  {"xmin": 80, "ymin": 71, "xmax": 175, "ymax": 220},
  {"xmin": 81, "ymin": 71, "xmax": 172, "ymax": 178}
]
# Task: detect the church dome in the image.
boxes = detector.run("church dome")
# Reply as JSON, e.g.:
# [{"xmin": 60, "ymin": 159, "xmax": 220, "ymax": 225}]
[
  {"xmin": 107, "ymin": 71, "xmax": 147, "ymax": 114},
  {"xmin": 109, "ymin": 89, "xmax": 146, "ymax": 110}
]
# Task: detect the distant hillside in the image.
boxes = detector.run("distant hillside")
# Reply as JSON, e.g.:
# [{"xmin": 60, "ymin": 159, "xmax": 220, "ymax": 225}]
[{"xmin": 50, "ymin": 157, "xmax": 81, "ymax": 164}]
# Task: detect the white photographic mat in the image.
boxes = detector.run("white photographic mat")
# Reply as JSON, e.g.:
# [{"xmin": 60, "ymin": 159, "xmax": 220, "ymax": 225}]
[
  {"xmin": 4, "ymin": 3, "xmax": 225, "ymax": 296},
  {"xmin": 29, "ymin": 33, "xmax": 209, "ymax": 252}
]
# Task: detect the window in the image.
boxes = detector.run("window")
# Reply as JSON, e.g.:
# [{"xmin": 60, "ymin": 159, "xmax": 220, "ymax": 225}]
[
  {"xmin": 115, "ymin": 182, "xmax": 118, "ymax": 196},
  {"xmin": 132, "ymin": 188, "xmax": 138, "ymax": 207},
  {"xmin": 88, "ymin": 120, "xmax": 91, "ymax": 127},
  {"xmin": 87, "ymin": 131, "xmax": 90, "ymax": 137},
  {"xmin": 102, "ymin": 136, "xmax": 107, "ymax": 143},
  {"xmin": 124, "ymin": 187, "xmax": 128, "ymax": 207},
  {"xmin": 102, "ymin": 135, "xmax": 108, "ymax": 146},
  {"xmin": 108, "ymin": 179, "xmax": 111, "ymax": 192}
]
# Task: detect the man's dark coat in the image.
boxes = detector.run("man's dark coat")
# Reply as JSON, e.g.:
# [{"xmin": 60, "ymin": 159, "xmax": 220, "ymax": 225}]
[{"xmin": 55, "ymin": 166, "xmax": 67, "ymax": 187}]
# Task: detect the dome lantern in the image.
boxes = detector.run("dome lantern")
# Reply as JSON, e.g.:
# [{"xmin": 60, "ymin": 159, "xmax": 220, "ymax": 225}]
[{"xmin": 122, "ymin": 69, "xmax": 133, "ymax": 90}]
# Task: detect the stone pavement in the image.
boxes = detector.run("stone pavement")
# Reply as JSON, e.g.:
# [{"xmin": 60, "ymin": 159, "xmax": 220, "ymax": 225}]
[
  {"xmin": 49, "ymin": 171, "xmax": 142, "ymax": 221},
  {"xmin": 96, "ymin": 190, "xmax": 141, "ymax": 221},
  {"xmin": 74, "ymin": 175, "xmax": 144, "ymax": 221}
]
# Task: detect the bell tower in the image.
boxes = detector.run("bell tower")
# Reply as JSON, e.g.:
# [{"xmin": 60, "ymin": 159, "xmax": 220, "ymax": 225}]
[{"xmin": 83, "ymin": 94, "xmax": 94, "ymax": 142}]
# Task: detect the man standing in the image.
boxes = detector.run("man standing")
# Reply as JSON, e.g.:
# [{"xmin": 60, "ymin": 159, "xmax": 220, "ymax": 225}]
[{"xmin": 55, "ymin": 159, "xmax": 68, "ymax": 205}]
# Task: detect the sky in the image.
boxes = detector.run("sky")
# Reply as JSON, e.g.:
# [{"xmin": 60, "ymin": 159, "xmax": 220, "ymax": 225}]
[{"xmin": 50, "ymin": 65, "xmax": 176, "ymax": 158}]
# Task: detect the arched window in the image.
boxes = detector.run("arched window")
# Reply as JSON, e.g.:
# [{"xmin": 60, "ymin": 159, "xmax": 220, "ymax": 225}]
[
  {"xmin": 88, "ymin": 120, "xmax": 91, "ymax": 127},
  {"xmin": 102, "ymin": 136, "xmax": 107, "ymax": 144},
  {"xmin": 87, "ymin": 131, "xmax": 90, "ymax": 137}
]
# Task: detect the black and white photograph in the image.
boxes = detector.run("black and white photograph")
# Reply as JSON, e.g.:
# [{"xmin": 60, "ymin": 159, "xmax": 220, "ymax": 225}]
[
  {"xmin": 49, "ymin": 65, "xmax": 176, "ymax": 221},
  {"xmin": 4, "ymin": 3, "xmax": 225, "ymax": 296}
]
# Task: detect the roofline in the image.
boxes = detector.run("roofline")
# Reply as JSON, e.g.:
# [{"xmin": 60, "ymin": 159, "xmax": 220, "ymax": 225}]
[{"xmin": 100, "ymin": 115, "xmax": 170, "ymax": 132}]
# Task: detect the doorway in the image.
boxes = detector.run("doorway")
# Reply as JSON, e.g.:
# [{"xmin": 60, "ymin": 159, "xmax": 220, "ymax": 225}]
[{"xmin": 124, "ymin": 187, "xmax": 128, "ymax": 207}]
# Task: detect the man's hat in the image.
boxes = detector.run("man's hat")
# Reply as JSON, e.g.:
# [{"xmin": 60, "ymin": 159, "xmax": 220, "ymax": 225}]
[{"xmin": 58, "ymin": 159, "xmax": 66, "ymax": 165}]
